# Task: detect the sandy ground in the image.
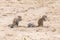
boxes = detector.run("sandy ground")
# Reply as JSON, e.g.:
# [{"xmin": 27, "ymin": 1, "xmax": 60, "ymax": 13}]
[{"xmin": 0, "ymin": 0, "xmax": 60, "ymax": 40}]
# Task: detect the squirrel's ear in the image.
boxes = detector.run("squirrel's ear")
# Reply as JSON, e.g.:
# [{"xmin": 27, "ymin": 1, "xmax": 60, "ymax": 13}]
[
  {"xmin": 18, "ymin": 16, "xmax": 22, "ymax": 18},
  {"xmin": 42, "ymin": 15, "xmax": 47, "ymax": 18}
]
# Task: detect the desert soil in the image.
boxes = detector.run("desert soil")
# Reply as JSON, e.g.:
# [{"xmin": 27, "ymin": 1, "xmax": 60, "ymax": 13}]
[{"xmin": 0, "ymin": 0, "xmax": 60, "ymax": 40}]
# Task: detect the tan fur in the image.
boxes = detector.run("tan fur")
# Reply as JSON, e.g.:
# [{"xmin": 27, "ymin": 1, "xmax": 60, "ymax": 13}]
[
  {"xmin": 37, "ymin": 15, "xmax": 47, "ymax": 27},
  {"xmin": 10, "ymin": 16, "xmax": 22, "ymax": 28}
]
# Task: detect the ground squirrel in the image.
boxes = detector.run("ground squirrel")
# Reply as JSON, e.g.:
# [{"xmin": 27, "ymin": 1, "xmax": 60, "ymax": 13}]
[
  {"xmin": 38, "ymin": 15, "xmax": 47, "ymax": 27},
  {"xmin": 9, "ymin": 16, "xmax": 22, "ymax": 28}
]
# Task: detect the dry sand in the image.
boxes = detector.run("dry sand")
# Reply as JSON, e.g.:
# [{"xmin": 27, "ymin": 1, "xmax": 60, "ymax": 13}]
[{"xmin": 0, "ymin": 0, "xmax": 60, "ymax": 40}]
